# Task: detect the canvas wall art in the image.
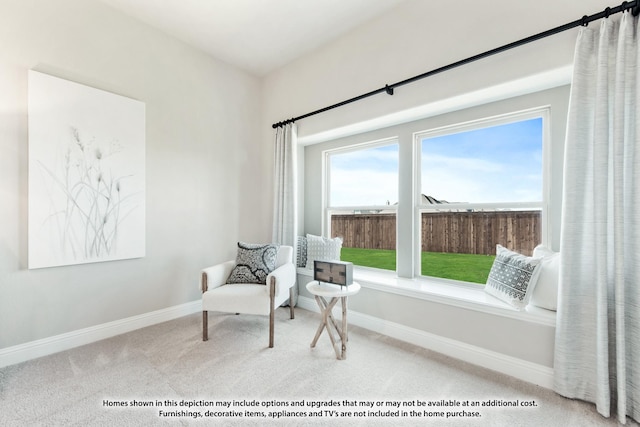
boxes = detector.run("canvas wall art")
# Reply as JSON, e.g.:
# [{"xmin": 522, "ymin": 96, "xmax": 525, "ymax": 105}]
[{"xmin": 28, "ymin": 70, "xmax": 146, "ymax": 269}]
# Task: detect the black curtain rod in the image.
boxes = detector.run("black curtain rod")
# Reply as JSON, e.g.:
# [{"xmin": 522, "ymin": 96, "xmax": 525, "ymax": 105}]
[{"xmin": 272, "ymin": 1, "xmax": 640, "ymax": 129}]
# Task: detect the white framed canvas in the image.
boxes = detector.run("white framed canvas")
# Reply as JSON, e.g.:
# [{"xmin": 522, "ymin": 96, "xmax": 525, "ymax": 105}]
[{"xmin": 28, "ymin": 70, "xmax": 145, "ymax": 269}]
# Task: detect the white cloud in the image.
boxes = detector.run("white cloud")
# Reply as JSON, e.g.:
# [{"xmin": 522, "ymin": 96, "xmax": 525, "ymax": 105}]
[
  {"xmin": 421, "ymin": 154, "xmax": 541, "ymax": 203},
  {"xmin": 423, "ymin": 153, "xmax": 504, "ymax": 173},
  {"xmin": 330, "ymin": 169, "xmax": 397, "ymax": 206}
]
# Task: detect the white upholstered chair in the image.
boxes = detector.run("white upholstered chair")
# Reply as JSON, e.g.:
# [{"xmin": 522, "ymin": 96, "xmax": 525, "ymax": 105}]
[{"xmin": 200, "ymin": 245, "xmax": 296, "ymax": 348}]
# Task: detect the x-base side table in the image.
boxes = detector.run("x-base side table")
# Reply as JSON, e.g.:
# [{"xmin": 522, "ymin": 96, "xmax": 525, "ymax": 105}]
[{"xmin": 306, "ymin": 280, "xmax": 361, "ymax": 360}]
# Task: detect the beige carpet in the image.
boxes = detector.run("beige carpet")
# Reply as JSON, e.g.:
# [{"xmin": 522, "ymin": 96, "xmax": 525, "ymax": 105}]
[{"xmin": 0, "ymin": 307, "xmax": 636, "ymax": 426}]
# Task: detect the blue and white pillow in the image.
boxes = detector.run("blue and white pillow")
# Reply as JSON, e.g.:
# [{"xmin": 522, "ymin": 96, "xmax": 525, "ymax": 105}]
[
  {"xmin": 484, "ymin": 245, "xmax": 542, "ymax": 310},
  {"xmin": 227, "ymin": 242, "xmax": 280, "ymax": 285}
]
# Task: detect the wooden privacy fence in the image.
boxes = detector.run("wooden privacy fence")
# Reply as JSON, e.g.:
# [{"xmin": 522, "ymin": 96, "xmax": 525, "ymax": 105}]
[{"xmin": 331, "ymin": 211, "xmax": 541, "ymax": 256}]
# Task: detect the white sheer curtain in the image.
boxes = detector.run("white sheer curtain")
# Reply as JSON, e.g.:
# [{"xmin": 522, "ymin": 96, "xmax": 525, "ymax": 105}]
[
  {"xmin": 272, "ymin": 123, "xmax": 297, "ymax": 246},
  {"xmin": 554, "ymin": 13, "xmax": 640, "ymax": 424}
]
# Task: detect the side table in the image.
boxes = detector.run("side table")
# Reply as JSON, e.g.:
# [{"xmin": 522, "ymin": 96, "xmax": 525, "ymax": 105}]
[{"xmin": 306, "ymin": 280, "xmax": 361, "ymax": 360}]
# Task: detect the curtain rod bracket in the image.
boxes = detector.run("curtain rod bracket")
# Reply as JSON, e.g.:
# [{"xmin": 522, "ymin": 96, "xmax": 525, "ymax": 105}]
[{"xmin": 385, "ymin": 85, "xmax": 394, "ymax": 95}]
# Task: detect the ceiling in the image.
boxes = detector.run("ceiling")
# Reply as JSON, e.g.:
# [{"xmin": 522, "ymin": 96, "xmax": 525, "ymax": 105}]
[{"xmin": 98, "ymin": 0, "xmax": 407, "ymax": 76}]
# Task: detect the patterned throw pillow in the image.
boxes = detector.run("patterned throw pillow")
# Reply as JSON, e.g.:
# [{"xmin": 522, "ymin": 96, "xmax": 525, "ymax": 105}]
[
  {"xmin": 304, "ymin": 234, "xmax": 342, "ymax": 270},
  {"xmin": 484, "ymin": 245, "xmax": 542, "ymax": 310},
  {"xmin": 227, "ymin": 242, "xmax": 280, "ymax": 285},
  {"xmin": 296, "ymin": 236, "xmax": 307, "ymax": 268}
]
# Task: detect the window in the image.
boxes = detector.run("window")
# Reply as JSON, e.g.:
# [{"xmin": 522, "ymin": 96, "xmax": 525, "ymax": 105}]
[
  {"xmin": 308, "ymin": 84, "xmax": 566, "ymax": 318},
  {"xmin": 416, "ymin": 110, "xmax": 546, "ymax": 284},
  {"xmin": 325, "ymin": 139, "xmax": 398, "ymax": 271},
  {"xmin": 312, "ymin": 89, "xmax": 556, "ymax": 295},
  {"xmin": 320, "ymin": 110, "xmax": 548, "ymax": 282}
]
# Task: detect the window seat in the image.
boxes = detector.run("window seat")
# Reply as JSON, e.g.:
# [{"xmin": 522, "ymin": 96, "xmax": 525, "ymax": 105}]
[{"xmin": 296, "ymin": 266, "xmax": 556, "ymax": 327}]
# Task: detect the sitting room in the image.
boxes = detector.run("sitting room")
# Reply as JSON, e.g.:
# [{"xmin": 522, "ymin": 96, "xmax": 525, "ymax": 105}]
[{"xmin": 1, "ymin": 0, "xmax": 638, "ymax": 425}]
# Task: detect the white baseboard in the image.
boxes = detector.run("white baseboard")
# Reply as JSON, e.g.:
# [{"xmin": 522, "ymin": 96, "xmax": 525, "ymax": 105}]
[
  {"xmin": 2, "ymin": 297, "xmax": 555, "ymax": 389},
  {"xmin": 297, "ymin": 296, "xmax": 554, "ymax": 389},
  {"xmin": 0, "ymin": 300, "xmax": 201, "ymax": 368}
]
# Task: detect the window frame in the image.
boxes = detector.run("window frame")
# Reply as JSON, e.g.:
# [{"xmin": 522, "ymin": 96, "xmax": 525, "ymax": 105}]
[
  {"xmin": 323, "ymin": 137, "xmax": 399, "ymax": 241},
  {"xmin": 413, "ymin": 107, "xmax": 551, "ymax": 282},
  {"xmin": 316, "ymin": 104, "xmax": 553, "ymax": 288}
]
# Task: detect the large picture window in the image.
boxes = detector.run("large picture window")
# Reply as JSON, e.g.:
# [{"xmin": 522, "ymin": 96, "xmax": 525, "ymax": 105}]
[
  {"xmin": 317, "ymin": 104, "xmax": 550, "ymax": 288},
  {"xmin": 326, "ymin": 140, "xmax": 398, "ymax": 271},
  {"xmin": 417, "ymin": 111, "xmax": 546, "ymax": 284}
]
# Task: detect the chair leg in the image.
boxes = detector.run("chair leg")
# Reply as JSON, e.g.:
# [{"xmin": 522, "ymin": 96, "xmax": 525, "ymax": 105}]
[
  {"xmin": 269, "ymin": 278, "xmax": 275, "ymax": 348},
  {"xmin": 289, "ymin": 287, "xmax": 295, "ymax": 319},
  {"xmin": 202, "ymin": 311, "xmax": 208, "ymax": 341},
  {"xmin": 201, "ymin": 273, "xmax": 208, "ymax": 342}
]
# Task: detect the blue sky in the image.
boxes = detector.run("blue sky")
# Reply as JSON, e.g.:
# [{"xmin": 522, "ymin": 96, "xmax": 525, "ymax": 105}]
[
  {"xmin": 329, "ymin": 118, "xmax": 542, "ymax": 207},
  {"xmin": 421, "ymin": 118, "xmax": 542, "ymax": 203},
  {"xmin": 330, "ymin": 144, "xmax": 399, "ymax": 206}
]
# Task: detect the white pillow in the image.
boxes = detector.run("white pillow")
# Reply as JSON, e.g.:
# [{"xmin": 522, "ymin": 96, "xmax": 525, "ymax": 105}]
[
  {"xmin": 529, "ymin": 245, "xmax": 559, "ymax": 311},
  {"xmin": 304, "ymin": 234, "xmax": 342, "ymax": 270},
  {"xmin": 484, "ymin": 245, "xmax": 542, "ymax": 310}
]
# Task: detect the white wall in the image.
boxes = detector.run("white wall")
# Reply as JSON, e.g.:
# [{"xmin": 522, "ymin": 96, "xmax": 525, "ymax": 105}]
[
  {"xmin": 0, "ymin": 0, "xmax": 263, "ymax": 351},
  {"xmin": 263, "ymin": 0, "xmax": 613, "ymax": 136},
  {"xmin": 261, "ymin": 0, "xmax": 616, "ymax": 369}
]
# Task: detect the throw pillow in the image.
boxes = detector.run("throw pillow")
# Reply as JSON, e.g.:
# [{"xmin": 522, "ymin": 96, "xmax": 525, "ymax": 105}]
[
  {"xmin": 484, "ymin": 245, "xmax": 542, "ymax": 310},
  {"xmin": 296, "ymin": 236, "xmax": 307, "ymax": 268},
  {"xmin": 304, "ymin": 234, "xmax": 342, "ymax": 270},
  {"xmin": 227, "ymin": 242, "xmax": 280, "ymax": 285},
  {"xmin": 529, "ymin": 245, "xmax": 559, "ymax": 311}
]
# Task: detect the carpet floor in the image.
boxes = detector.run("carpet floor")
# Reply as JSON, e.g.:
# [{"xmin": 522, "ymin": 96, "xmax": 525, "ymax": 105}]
[{"xmin": 0, "ymin": 307, "xmax": 636, "ymax": 426}]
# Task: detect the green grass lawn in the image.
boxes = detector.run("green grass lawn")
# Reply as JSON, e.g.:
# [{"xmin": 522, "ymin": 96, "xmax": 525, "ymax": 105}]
[{"xmin": 340, "ymin": 247, "xmax": 495, "ymax": 284}]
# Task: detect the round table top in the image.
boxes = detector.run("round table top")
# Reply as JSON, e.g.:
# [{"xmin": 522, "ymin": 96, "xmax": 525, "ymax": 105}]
[{"xmin": 306, "ymin": 280, "xmax": 361, "ymax": 297}]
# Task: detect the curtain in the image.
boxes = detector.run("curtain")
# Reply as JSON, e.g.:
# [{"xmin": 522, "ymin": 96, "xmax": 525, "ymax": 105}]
[
  {"xmin": 272, "ymin": 123, "xmax": 297, "ymax": 246},
  {"xmin": 272, "ymin": 123, "xmax": 298, "ymax": 304},
  {"xmin": 554, "ymin": 12, "xmax": 640, "ymax": 424}
]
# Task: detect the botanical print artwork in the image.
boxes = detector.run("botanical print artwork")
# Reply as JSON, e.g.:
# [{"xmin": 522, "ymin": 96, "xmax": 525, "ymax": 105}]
[{"xmin": 28, "ymin": 70, "xmax": 145, "ymax": 269}]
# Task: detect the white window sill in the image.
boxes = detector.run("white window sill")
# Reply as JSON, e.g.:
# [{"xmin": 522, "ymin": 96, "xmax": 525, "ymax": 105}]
[{"xmin": 297, "ymin": 266, "xmax": 556, "ymax": 327}]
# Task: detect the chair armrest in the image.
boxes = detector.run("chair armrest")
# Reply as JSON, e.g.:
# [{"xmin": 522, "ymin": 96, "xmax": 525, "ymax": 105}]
[
  {"xmin": 267, "ymin": 262, "xmax": 296, "ymax": 298},
  {"xmin": 201, "ymin": 260, "xmax": 236, "ymax": 292}
]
